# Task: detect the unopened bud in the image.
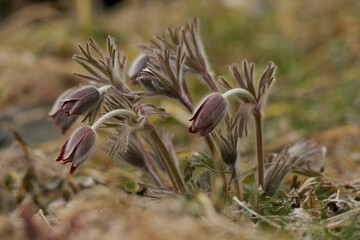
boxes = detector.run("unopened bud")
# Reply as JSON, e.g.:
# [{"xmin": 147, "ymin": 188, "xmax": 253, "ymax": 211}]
[
  {"xmin": 60, "ymin": 85, "xmax": 101, "ymax": 116},
  {"xmin": 189, "ymin": 93, "xmax": 228, "ymax": 136},
  {"xmin": 56, "ymin": 126, "xmax": 97, "ymax": 174},
  {"xmin": 128, "ymin": 53, "xmax": 149, "ymax": 84}
]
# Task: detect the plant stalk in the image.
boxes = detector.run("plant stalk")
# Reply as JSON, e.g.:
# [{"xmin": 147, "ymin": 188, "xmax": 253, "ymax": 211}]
[
  {"xmin": 91, "ymin": 109, "xmax": 138, "ymax": 130},
  {"xmin": 134, "ymin": 134, "xmax": 164, "ymax": 187},
  {"xmin": 145, "ymin": 122, "xmax": 187, "ymax": 194},
  {"xmin": 253, "ymin": 108, "xmax": 264, "ymax": 189},
  {"xmin": 232, "ymin": 170, "xmax": 243, "ymax": 201},
  {"xmin": 205, "ymin": 135, "xmax": 227, "ymax": 192},
  {"xmin": 181, "ymin": 78, "xmax": 194, "ymax": 106},
  {"xmin": 202, "ymin": 71, "xmax": 219, "ymax": 92}
]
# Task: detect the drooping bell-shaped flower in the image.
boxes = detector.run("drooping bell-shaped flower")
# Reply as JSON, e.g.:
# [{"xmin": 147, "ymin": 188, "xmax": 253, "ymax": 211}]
[
  {"xmin": 48, "ymin": 88, "xmax": 78, "ymax": 133},
  {"xmin": 56, "ymin": 126, "xmax": 97, "ymax": 174},
  {"xmin": 189, "ymin": 93, "xmax": 228, "ymax": 136},
  {"xmin": 60, "ymin": 85, "xmax": 101, "ymax": 116}
]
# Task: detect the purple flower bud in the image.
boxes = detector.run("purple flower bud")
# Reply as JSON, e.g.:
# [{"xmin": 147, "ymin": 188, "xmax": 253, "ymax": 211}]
[
  {"xmin": 189, "ymin": 93, "xmax": 228, "ymax": 136},
  {"xmin": 128, "ymin": 53, "xmax": 149, "ymax": 84},
  {"xmin": 60, "ymin": 85, "xmax": 101, "ymax": 116},
  {"xmin": 137, "ymin": 68, "xmax": 165, "ymax": 92},
  {"xmin": 56, "ymin": 126, "xmax": 97, "ymax": 174},
  {"xmin": 48, "ymin": 88, "xmax": 78, "ymax": 133}
]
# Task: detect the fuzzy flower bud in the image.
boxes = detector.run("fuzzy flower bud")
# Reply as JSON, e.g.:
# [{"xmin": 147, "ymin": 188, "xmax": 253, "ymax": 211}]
[
  {"xmin": 48, "ymin": 88, "xmax": 78, "ymax": 133},
  {"xmin": 60, "ymin": 85, "xmax": 101, "ymax": 116},
  {"xmin": 56, "ymin": 126, "xmax": 97, "ymax": 174},
  {"xmin": 189, "ymin": 93, "xmax": 228, "ymax": 136},
  {"xmin": 128, "ymin": 53, "xmax": 149, "ymax": 84},
  {"xmin": 137, "ymin": 68, "xmax": 165, "ymax": 92}
]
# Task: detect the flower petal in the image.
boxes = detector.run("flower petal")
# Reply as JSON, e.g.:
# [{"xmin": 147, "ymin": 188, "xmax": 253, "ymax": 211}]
[
  {"xmin": 72, "ymin": 129, "xmax": 97, "ymax": 168},
  {"xmin": 63, "ymin": 127, "xmax": 88, "ymax": 159},
  {"xmin": 56, "ymin": 140, "xmax": 69, "ymax": 162}
]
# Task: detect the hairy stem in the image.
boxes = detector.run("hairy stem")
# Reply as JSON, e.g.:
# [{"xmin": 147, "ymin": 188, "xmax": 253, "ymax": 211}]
[
  {"xmin": 231, "ymin": 167, "xmax": 243, "ymax": 201},
  {"xmin": 202, "ymin": 71, "xmax": 219, "ymax": 92},
  {"xmin": 91, "ymin": 109, "xmax": 138, "ymax": 130},
  {"xmin": 253, "ymin": 108, "xmax": 264, "ymax": 189},
  {"xmin": 145, "ymin": 122, "xmax": 187, "ymax": 194},
  {"xmin": 222, "ymin": 88, "xmax": 256, "ymax": 104},
  {"xmin": 134, "ymin": 133, "xmax": 164, "ymax": 187},
  {"xmin": 180, "ymin": 96, "xmax": 194, "ymax": 113},
  {"xmin": 97, "ymin": 85, "xmax": 111, "ymax": 95},
  {"xmin": 181, "ymin": 78, "xmax": 194, "ymax": 106},
  {"xmin": 205, "ymin": 135, "xmax": 227, "ymax": 192}
]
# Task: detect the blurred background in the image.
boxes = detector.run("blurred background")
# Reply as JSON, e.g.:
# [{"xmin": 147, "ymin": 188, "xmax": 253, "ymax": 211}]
[{"xmin": 1, "ymin": 0, "xmax": 360, "ymax": 179}]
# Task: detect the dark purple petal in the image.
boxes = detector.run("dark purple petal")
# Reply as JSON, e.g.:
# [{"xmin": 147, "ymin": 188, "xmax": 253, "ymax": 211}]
[
  {"xmin": 63, "ymin": 127, "xmax": 89, "ymax": 160},
  {"xmin": 56, "ymin": 140, "xmax": 69, "ymax": 162},
  {"xmin": 69, "ymin": 91, "xmax": 101, "ymax": 115},
  {"xmin": 137, "ymin": 69, "xmax": 166, "ymax": 92},
  {"xmin": 189, "ymin": 123, "xmax": 197, "ymax": 134},
  {"xmin": 189, "ymin": 93, "xmax": 228, "ymax": 136},
  {"xmin": 49, "ymin": 88, "xmax": 78, "ymax": 133},
  {"xmin": 72, "ymin": 129, "xmax": 97, "ymax": 168},
  {"xmin": 61, "ymin": 100, "xmax": 77, "ymax": 116},
  {"xmin": 49, "ymin": 110, "xmax": 77, "ymax": 134},
  {"xmin": 56, "ymin": 126, "xmax": 97, "ymax": 174},
  {"xmin": 63, "ymin": 86, "xmax": 97, "ymax": 99},
  {"xmin": 60, "ymin": 86, "xmax": 101, "ymax": 116},
  {"xmin": 70, "ymin": 165, "xmax": 78, "ymax": 174},
  {"xmin": 49, "ymin": 88, "xmax": 76, "ymax": 117},
  {"xmin": 189, "ymin": 96, "xmax": 210, "ymax": 121}
]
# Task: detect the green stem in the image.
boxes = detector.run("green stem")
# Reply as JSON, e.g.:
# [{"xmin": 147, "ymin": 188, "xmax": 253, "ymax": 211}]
[{"xmin": 145, "ymin": 122, "xmax": 187, "ymax": 194}]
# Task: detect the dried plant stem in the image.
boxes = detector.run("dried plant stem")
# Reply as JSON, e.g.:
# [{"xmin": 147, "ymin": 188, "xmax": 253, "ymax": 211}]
[
  {"xmin": 233, "ymin": 197, "xmax": 283, "ymax": 229},
  {"xmin": 253, "ymin": 108, "xmax": 264, "ymax": 189},
  {"xmin": 145, "ymin": 122, "xmax": 187, "ymax": 194}
]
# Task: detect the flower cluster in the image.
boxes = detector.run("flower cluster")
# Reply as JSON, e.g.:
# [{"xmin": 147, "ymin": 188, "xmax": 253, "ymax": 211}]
[{"xmin": 47, "ymin": 18, "xmax": 321, "ymax": 209}]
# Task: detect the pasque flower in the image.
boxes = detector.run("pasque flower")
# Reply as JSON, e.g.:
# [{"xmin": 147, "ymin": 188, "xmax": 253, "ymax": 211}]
[
  {"xmin": 189, "ymin": 93, "xmax": 228, "ymax": 136},
  {"xmin": 60, "ymin": 85, "xmax": 101, "ymax": 116},
  {"xmin": 56, "ymin": 126, "xmax": 97, "ymax": 174},
  {"xmin": 48, "ymin": 88, "xmax": 78, "ymax": 133},
  {"xmin": 128, "ymin": 53, "xmax": 149, "ymax": 84},
  {"xmin": 137, "ymin": 68, "xmax": 166, "ymax": 92}
]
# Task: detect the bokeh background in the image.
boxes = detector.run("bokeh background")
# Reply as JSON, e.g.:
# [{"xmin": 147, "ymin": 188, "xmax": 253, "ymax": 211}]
[{"xmin": 1, "ymin": 0, "xmax": 360, "ymax": 178}]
